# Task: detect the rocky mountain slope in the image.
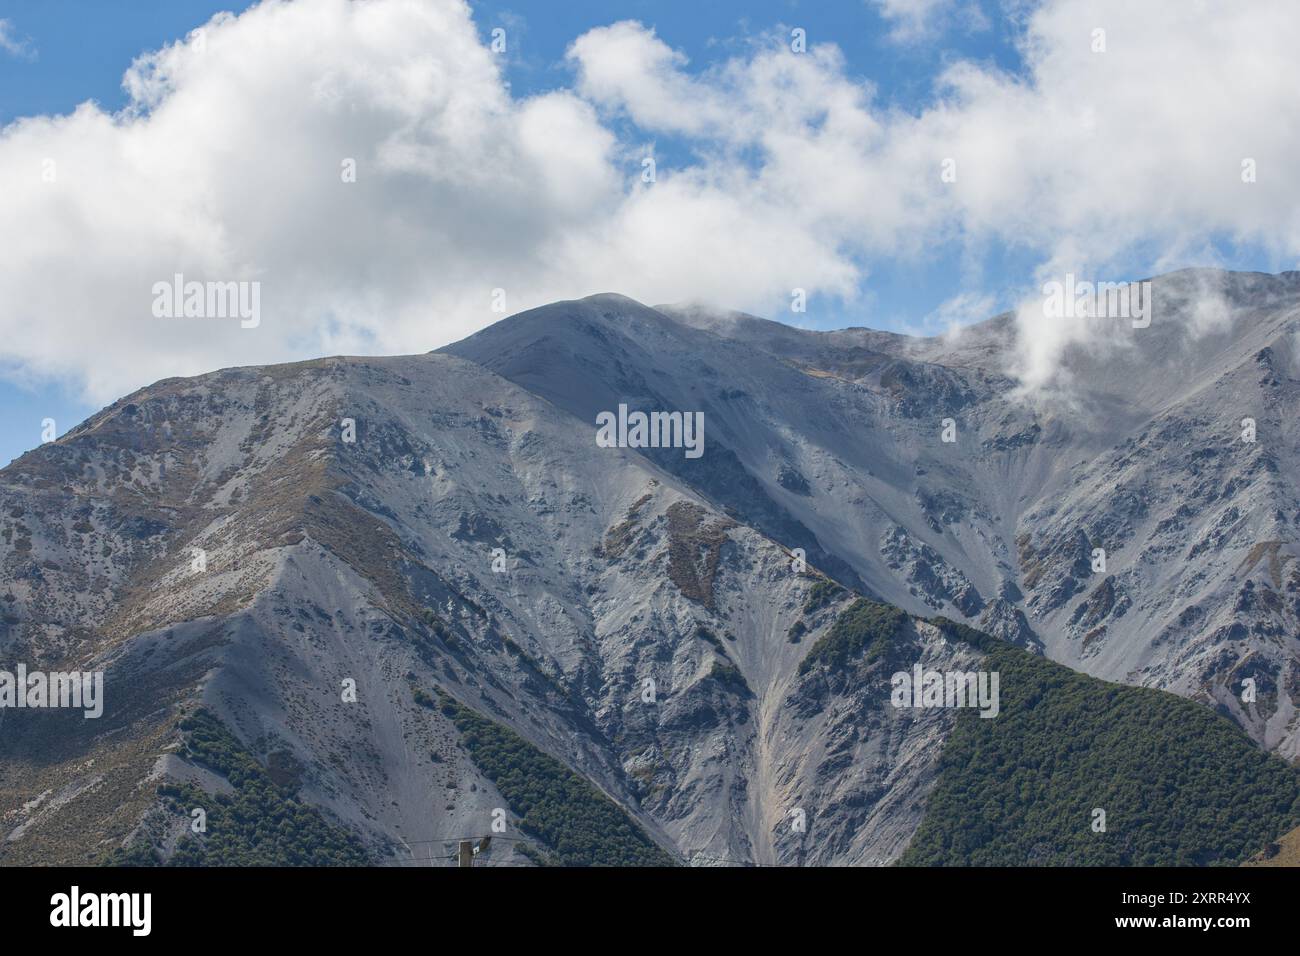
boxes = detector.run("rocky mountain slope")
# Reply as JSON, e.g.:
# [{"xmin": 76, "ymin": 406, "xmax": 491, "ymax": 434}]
[
  {"xmin": 1, "ymin": 268, "xmax": 1297, "ymax": 866},
  {"xmin": 447, "ymin": 269, "xmax": 1300, "ymax": 758}
]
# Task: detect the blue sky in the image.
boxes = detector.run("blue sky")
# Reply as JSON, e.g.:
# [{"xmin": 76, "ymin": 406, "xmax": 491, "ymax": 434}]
[{"xmin": 0, "ymin": 0, "xmax": 1290, "ymax": 468}]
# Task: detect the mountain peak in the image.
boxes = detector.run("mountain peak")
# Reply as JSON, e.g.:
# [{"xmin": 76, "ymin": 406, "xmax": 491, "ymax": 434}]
[{"xmin": 5, "ymin": 267, "xmax": 1299, "ymax": 868}]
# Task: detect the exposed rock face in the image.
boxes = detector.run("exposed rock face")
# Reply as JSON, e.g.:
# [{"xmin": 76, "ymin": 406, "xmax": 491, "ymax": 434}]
[
  {"xmin": 2, "ymin": 268, "xmax": 1298, "ymax": 865},
  {"xmin": 452, "ymin": 271, "xmax": 1300, "ymax": 759},
  {"xmin": 975, "ymin": 599, "xmax": 1042, "ymax": 654},
  {"xmin": 880, "ymin": 525, "xmax": 984, "ymax": 615},
  {"xmin": 0, "ymin": 351, "xmax": 950, "ymax": 864}
]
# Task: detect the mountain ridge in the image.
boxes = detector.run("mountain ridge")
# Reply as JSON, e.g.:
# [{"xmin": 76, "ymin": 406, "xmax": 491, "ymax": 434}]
[{"xmin": 2, "ymin": 267, "xmax": 1298, "ymax": 865}]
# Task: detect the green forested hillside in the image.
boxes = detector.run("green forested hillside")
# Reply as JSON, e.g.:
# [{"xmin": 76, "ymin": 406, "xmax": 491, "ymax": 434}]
[
  {"xmin": 109, "ymin": 710, "xmax": 370, "ymax": 866},
  {"xmin": 901, "ymin": 619, "xmax": 1300, "ymax": 866},
  {"xmin": 440, "ymin": 694, "xmax": 678, "ymax": 866},
  {"xmin": 798, "ymin": 598, "xmax": 909, "ymax": 675}
]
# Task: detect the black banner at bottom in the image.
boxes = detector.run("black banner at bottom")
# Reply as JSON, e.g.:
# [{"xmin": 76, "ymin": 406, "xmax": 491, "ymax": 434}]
[{"xmin": 0, "ymin": 864, "xmax": 1288, "ymax": 942}]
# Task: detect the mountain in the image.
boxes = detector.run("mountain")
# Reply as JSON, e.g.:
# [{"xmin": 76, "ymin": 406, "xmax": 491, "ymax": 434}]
[
  {"xmin": 446, "ymin": 270, "xmax": 1300, "ymax": 757},
  {"xmin": 1, "ymin": 268, "xmax": 1297, "ymax": 866}
]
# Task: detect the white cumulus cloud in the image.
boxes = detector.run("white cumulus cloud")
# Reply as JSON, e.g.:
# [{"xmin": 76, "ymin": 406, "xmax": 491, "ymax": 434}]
[{"xmin": 2, "ymin": 0, "xmax": 1299, "ymax": 404}]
